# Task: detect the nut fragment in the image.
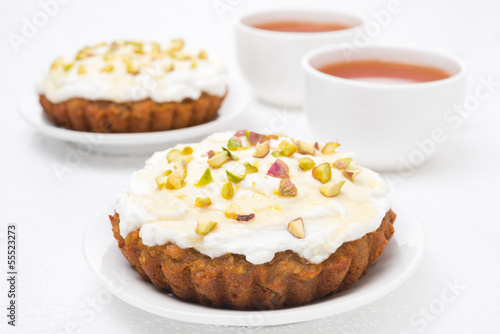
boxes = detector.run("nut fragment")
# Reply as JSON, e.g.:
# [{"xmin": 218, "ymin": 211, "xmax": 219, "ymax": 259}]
[
  {"xmin": 253, "ymin": 141, "xmax": 270, "ymax": 158},
  {"xmin": 234, "ymin": 129, "xmax": 246, "ymax": 137},
  {"xmin": 195, "ymin": 197, "xmax": 212, "ymax": 208},
  {"xmin": 312, "ymin": 163, "xmax": 332, "ymax": 183},
  {"xmin": 224, "ymin": 203, "xmax": 243, "ymax": 219},
  {"xmin": 222, "ymin": 147, "xmax": 239, "ymax": 161},
  {"xmin": 155, "ymin": 170, "xmax": 172, "ymax": 189},
  {"xmin": 288, "ymin": 218, "xmax": 305, "ymax": 239},
  {"xmin": 271, "ymin": 150, "xmax": 284, "ymax": 158},
  {"xmin": 266, "ymin": 159, "xmax": 290, "ymax": 179},
  {"xmin": 278, "ymin": 178, "xmax": 298, "ymax": 197},
  {"xmin": 298, "ymin": 158, "xmax": 315, "ymax": 171},
  {"xmin": 208, "ymin": 151, "xmax": 230, "ymax": 168},
  {"xmin": 342, "ymin": 169, "xmax": 361, "ymax": 182},
  {"xmin": 100, "ymin": 64, "xmax": 114, "ymax": 73},
  {"xmin": 198, "ymin": 50, "xmax": 208, "ymax": 59},
  {"xmin": 207, "ymin": 150, "xmax": 215, "ymax": 159},
  {"xmin": 247, "ymin": 131, "xmax": 268, "ymax": 146},
  {"xmin": 319, "ymin": 181, "xmax": 345, "ymax": 197},
  {"xmin": 182, "ymin": 146, "xmax": 193, "ymax": 155},
  {"xmin": 243, "ymin": 162, "xmax": 259, "ymax": 175},
  {"xmin": 221, "ymin": 181, "xmax": 234, "ymax": 200},
  {"xmin": 226, "ymin": 170, "xmax": 245, "ymax": 183},
  {"xmin": 165, "ymin": 167, "xmax": 186, "ymax": 190},
  {"xmin": 296, "ymin": 141, "xmax": 316, "ymax": 155},
  {"xmin": 322, "ymin": 142, "xmax": 341, "ymax": 154},
  {"xmin": 195, "ymin": 168, "xmax": 213, "ymax": 187},
  {"xmin": 228, "ymin": 137, "xmax": 242, "ymax": 150},
  {"xmin": 333, "ymin": 157, "xmax": 353, "ymax": 170},
  {"xmin": 236, "ymin": 213, "xmax": 255, "ymax": 222},
  {"xmin": 195, "ymin": 221, "xmax": 217, "ymax": 235},
  {"xmin": 167, "ymin": 149, "xmax": 182, "ymax": 162},
  {"xmin": 77, "ymin": 65, "xmax": 87, "ymax": 75},
  {"xmin": 279, "ymin": 141, "xmax": 297, "ymax": 157}
]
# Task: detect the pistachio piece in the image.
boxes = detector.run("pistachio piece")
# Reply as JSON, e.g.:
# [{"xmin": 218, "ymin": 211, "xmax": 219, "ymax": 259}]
[
  {"xmin": 100, "ymin": 64, "xmax": 114, "ymax": 73},
  {"xmin": 164, "ymin": 63, "xmax": 174, "ymax": 73},
  {"xmin": 298, "ymin": 158, "xmax": 315, "ymax": 171},
  {"xmin": 198, "ymin": 50, "xmax": 208, "ymax": 59},
  {"xmin": 342, "ymin": 169, "xmax": 361, "ymax": 182},
  {"xmin": 234, "ymin": 129, "xmax": 246, "ymax": 137},
  {"xmin": 226, "ymin": 170, "xmax": 245, "ymax": 183},
  {"xmin": 195, "ymin": 221, "xmax": 217, "ymax": 235},
  {"xmin": 288, "ymin": 218, "xmax": 305, "ymax": 239},
  {"xmin": 271, "ymin": 150, "xmax": 284, "ymax": 158},
  {"xmin": 333, "ymin": 157, "xmax": 353, "ymax": 170},
  {"xmin": 190, "ymin": 61, "xmax": 197, "ymax": 68},
  {"xmin": 322, "ymin": 142, "xmax": 341, "ymax": 154},
  {"xmin": 268, "ymin": 134, "xmax": 279, "ymax": 140},
  {"xmin": 207, "ymin": 151, "xmax": 230, "ymax": 168},
  {"xmin": 195, "ymin": 168, "xmax": 213, "ymax": 187},
  {"xmin": 224, "ymin": 203, "xmax": 243, "ymax": 219},
  {"xmin": 182, "ymin": 146, "xmax": 193, "ymax": 155},
  {"xmin": 278, "ymin": 178, "xmax": 298, "ymax": 197},
  {"xmin": 279, "ymin": 141, "xmax": 297, "ymax": 157},
  {"xmin": 228, "ymin": 137, "xmax": 242, "ymax": 151},
  {"xmin": 207, "ymin": 150, "xmax": 215, "ymax": 159},
  {"xmin": 171, "ymin": 39, "xmax": 184, "ymax": 51},
  {"xmin": 312, "ymin": 163, "xmax": 332, "ymax": 183},
  {"xmin": 50, "ymin": 57, "xmax": 64, "ymax": 70},
  {"xmin": 243, "ymin": 162, "xmax": 258, "ymax": 175},
  {"xmin": 266, "ymin": 159, "xmax": 290, "ymax": 179},
  {"xmin": 63, "ymin": 63, "xmax": 74, "ymax": 72},
  {"xmin": 296, "ymin": 141, "xmax": 316, "ymax": 155},
  {"xmin": 167, "ymin": 149, "xmax": 182, "ymax": 162},
  {"xmin": 222, "ymin": 147, "xmax": 239, "ymax": 161},
  {"xmin": 247, "ymin": 131, "xmax": 268, "ymax": 146},
  {"xmin": 319, "ymin": 181, "xmax": 345, "ymax": 197},
  {"xmin": 314, "ymin": 142, "xmax": 320, "ymax": 150},
  {"xmin": 126, "ymin": 61, "xmax": 139, "ymax": 75},
  {"xmin": 155, "ymin": 170, "xmax": 172, "ymax": 189},
  {"xmin": 165, "ymin": 168, "xmax": 185, "ymax": 189},
  {"xmin": 253, "ymin": 141, "xmax": 270, "ymax": 158},
  {"xmin": 77, "ymin": 64, "xmax": 87, "ymax": 75},
  {"xmin": 221, "ymin": 181, "xmax": 234, "ymax": 200},
  {"xmin": 236, "ymin": 213, "xmax": 255, "ymax": 222},
  {"xmin": 194, "ymin": 197, "xmax": 212, "ymax": 208}
]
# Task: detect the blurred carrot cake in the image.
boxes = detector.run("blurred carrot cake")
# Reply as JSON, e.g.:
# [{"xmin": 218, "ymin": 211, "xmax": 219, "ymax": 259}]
[
  {"xmin": 110, "ymin": 131, "xmax": 395, "ymax": 309},
  {"xmin": 38, "ymin": 40, "xmax": 227, "ymax": 133}
]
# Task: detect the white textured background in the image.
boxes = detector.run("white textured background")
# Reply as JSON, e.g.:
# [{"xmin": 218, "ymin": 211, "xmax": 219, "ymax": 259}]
[{"xmin": 1, "ymin": 0, "xmax": 499, "ymax": 333}]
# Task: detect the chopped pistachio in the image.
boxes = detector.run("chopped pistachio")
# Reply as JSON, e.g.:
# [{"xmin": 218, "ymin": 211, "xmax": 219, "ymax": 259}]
[
  {"xmin": 279, "ymin": 141, "xmax": 297, "ymax": 157},
  {"xmin": 314, "ymin": 142, "xmax": 320, "ymax": 150},
  {"xmin": 236, "ymin": 213, "xmax": 255, "ymax": 222},
  {"xmin": 278, "ymin": 178, "xmax": 298, "ymax": 197},
  {"xmin": 171, "ymin": 39, "xmax": 184, "ymax": 51},
  {"xmin": 234, "ymin": 129, "xmax": 246, "ymax": 137},
  {"xmin": 342, "ymin": 169, "xmax": 361, "ymax": 182},
  {"xmin": 312, "ymin": 163, "xmax": 332, "ymax": 183},
  {"xmin": 100, "ymin": 64, "xmax": 114, "ymax": 73},
  {"xmin": 298, "ymin": 158, "xmax": 315, "ymax": 171},
  {"xmin": 243, "ymin": 162, "xmax": 258, "ymax": 175},
  {"xmin": 194, "ymin": 197, "xmax": 212, "ymax": 208},
  {"xmin": 319, "ymin": 181, "xmax": 345, "ymax": 197},
  {"xmin": 155, "ymin": 174, "xmax": 169, "ymax": 189},
  {"xmin": 226, "ymin": 170, "xmax": 245, "ymax": 183},
  {"xmin": 221, "ymin": 181, "xmax": 234, "ymax": 200},
  {"xmin": 253, "ymin": 141, "xmax": 270, "ymax": 158},
  {"xmin": 190, "ymin": 61, "xmax": 197, "ymax": 68},
  {"xmin": 50, "ymin": 57, "xmax": 64, "ymax": 70},
  {"xmin": 167, "ymin": 149, "xmax": 182, "ymax": 162},
  {"xmin": 247, "ymin": 131, "xmax": 268, "ymax": 146},
  {"xmin": 224, "ymin": 203, "xmax": 242, "ymax": 219},
  {"xmin": 195, "ymin": 168, "xmax": 213, "ymax": 187},
  {"xmin": 296, "ymin": 141, "xmax": 316, "ymax": 155},
  {"xmin": 333, "ymin": 157, "xmax": 353, "ymax": 170},
  {"xmin": 198, "ymin": 50, "xmax": 208, "ymax": 59},
  {"xmin": 63, "ymin": 63, "xmax": 74, "ymax": 72},
  {"xmin": 271, "ymin": 150, "xmax": 284, "ymax": 158},
  {"xmin": 207, "ymin": 150, "xmax": 215, "ymax": 159},
  {"xmin": 165, "ymin": 168, "xmax": 185, "ymax": 189},
  {"xmin": 164, "ymin": 63, "xmax": 174, "ymax": 73},
  {"xmin": 322, "ymin": 142, "xmax": 341, "ymax": 154},
  {"xmin": 182, "ymin": 146, "xmax": 193, "ymax": 155},
  {"xmin": 268, "ymin": 134, "xmax": 279, "ymax": 140},
  {"xmin": 228, "ymin": 137, "xmax": 242, "ymax": 151},
  {"xmin": 126, "ymin": 61, "xmax": 139, "ymax": 75},
  {"xmin": 208, "ymin": 151, "xmax": 230, "ymax": 168},
  {"xmin": 222, "ymin": 147, "xmax": 239, "ymax": 160},
  {"xmin": 267, "ymin": 159, "xmax": 290, "ymax": 179},
  {"xmin": 288, "ymin": 218, "xmax": 305, "ymax": 239},
  {"xmin": 77, "ymin": 64, "xmax": 87, "ymax": 75},
  {"xmin": 195, "ymin": 221, "xmax": 217, "ymax": 235}
]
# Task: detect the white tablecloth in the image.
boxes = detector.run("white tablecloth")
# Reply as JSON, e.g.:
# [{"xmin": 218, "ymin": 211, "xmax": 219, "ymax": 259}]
[{"xmin": 1, "ymin": 0, "xmax": 499, "ymax": 333}]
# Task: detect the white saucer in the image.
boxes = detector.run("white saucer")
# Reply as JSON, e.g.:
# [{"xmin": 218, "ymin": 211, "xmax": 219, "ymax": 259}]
[
  {"xmin": 19, "ymin": 82, "xmax": 249, "ymax": 154},
  {"xmin": 83, "ymin": 202, "xmax": 425, "ymax": 326}
]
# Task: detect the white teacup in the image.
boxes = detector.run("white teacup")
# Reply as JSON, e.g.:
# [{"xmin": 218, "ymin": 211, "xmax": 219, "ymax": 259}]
[
  {"xmin": 235, "ymin": 9, "xmax": 363, "ymax": 107},
  {"xmin": 302, "ymin": 45, "xmax": 467, "ymax": 171}
]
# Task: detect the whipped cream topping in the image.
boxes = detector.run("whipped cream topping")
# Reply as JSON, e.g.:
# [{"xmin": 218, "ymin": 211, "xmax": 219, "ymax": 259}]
[
  {"xmin": 115, "ymin": 132, "xmax": 391, "ymax": 264},
  {"xmin": 38, "ymin": 40, "xmax": 227, "ymax": 103}
]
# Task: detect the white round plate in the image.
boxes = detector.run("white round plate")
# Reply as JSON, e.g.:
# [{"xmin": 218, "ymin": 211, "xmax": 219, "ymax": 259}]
[
  {"xmin": 83, "ymin": 202, "xmax": 425, "ymax": 327},
  {"xmin": 19, "ymin": 81, "xmax": 249, "ymax": 154}
]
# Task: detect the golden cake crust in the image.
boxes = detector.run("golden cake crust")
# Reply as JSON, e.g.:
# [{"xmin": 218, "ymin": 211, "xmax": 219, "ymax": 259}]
[
  {"xmin": 39, "ymin": 92, "xmax": 226, "ymax": 133},
  {"xmin": 109, "ymin": 209, "xmax": 395, "ymax": 310}
]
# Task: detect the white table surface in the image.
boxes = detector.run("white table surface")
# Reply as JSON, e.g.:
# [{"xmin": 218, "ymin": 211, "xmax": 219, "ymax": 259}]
[{"xmin": 1, "ymin": 0, "xmax": 499, "ymax": 333}]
